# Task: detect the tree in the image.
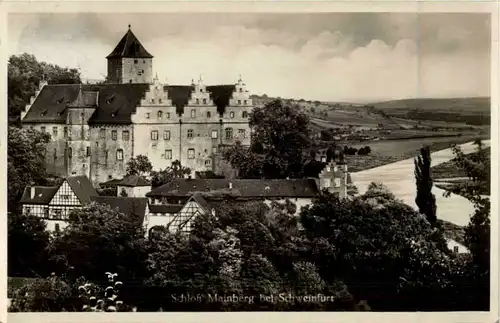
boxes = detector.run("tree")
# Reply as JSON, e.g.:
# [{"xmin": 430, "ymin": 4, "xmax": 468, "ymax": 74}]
[
  {"xmin": 150, "ymin": 160, "xmax": 191, "ymax": 188},
  {"xmin": 8, "ymin": 212, "xmax": 51, "ymax": 277},
  {"xmin": 126, "ymin": 155, "xmax": 153, "ymax": 177},
  {"xmin": 414, "ymin": 146, "xmax": 437, "ymax": 224},
  {"xmin": 49, "ymin": 203, "xmax": 149, "ymax": 291},
  {"xmin": 8, "ymin": 53, "xmax": 81, "ymax": 121},
  {"xmin": 8, "ymin": 126, "xmax": 51, "ymax": 212},
  {"xmin": 223, "ymin": 99, "xmax": 311, "ymax": 179}
]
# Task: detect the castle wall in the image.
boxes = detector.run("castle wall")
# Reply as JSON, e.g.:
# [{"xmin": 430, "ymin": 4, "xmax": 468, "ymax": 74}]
[
  {"xmin": 107, "ymin": 59, "xmax": 123, "ymax": 83},
  {"xmin": 89, "ymin": 125, "xmax": 134, "ymax": 184},
  {"xmin": 121, "ymin": 58, "xmax": 153, "ymax": 84}
]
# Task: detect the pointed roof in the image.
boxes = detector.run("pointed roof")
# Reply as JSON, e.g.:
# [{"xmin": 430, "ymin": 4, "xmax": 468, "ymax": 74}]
[
  {"xmin": 66, "ymin": 176, "xmax": 98, "ymax": 205},
  {"xmin": 106, "ymin": 26, "xmax": 153, "ymax": 59}
]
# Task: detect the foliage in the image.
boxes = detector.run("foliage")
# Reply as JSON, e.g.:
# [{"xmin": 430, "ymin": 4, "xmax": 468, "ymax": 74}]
[
  {"xmin": 151, "ymin": 160, "xmax": 192, "ymax": 188},
  {"xmin": 414, "ymin": 146, "xmax": 437, "ymax": 224},
  {"xmin": 97, "ymin": 187, "xmax": 117, "ymax": 196},
  {"xmin": 8, "ymin": 53, "xmax": 81, "ymax": 121},
  {"xmin": 8, "ymin": 126, "xmax": 51, "ymax": 211},
  {"xmin": 79, "ymin": 273, "xmax": 131, "ymax": 312},
  {"xmin": 223, "ymin": 99, "xmax": 311, "ymax": 179},
  {"xmin": 48, "ymin": 203, "xmax": 149, "ymax": 286},
  {"xmin": 356, "ymin": 146, "xmax": 371, "ymax": 155},
  {"xmin": 444, "ymin": 140, "xmax": 490, "ymax": 274},
  {"xmin": 8, "ymin": 212, "xmax": 51, "ymax": 278},
  {"xmin": 120, "ymin": 188, "xmax": 128, "ymax": 197},
  {"xmin": 126, "ymin": 155, "xmax": 153, "ymax": 177}
]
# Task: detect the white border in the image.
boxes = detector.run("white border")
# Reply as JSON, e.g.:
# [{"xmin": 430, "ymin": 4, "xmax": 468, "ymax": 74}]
[{"xmin": 0, "ymin": 1, "xmax": 498, "ymax": 323}]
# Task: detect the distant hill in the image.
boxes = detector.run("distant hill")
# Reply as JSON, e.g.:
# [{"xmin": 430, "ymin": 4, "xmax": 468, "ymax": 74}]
[{"xmin": 372, "ymin": 97, "xmax": 490, "ymax": 126}]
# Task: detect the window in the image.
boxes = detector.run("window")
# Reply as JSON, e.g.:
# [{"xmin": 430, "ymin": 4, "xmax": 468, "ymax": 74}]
[
  {"xmin": 453, "ymin": 246, "xmax": 459, "ymax": 253},
  {"xmin": 196, "ymin": 99, "xmax": 199, "ymax": 105},
  {"xmin": 229, "ymin": 111, "xmax": 235, "ymax": 118},
  {"xmin": 238, "ymin": 100, "xmax": 241, "ymax": 105},
  {"xmin": 55, "ymin": 224, "xmax": 60, "ymax": 233},
  {"xmin": 134, "ymin": 59, "xmax": 138, "ymax": 64},
  {"xmin": 203, "ymin": 98, "xmax": 207, "ymax": 105},
  {"xmin": 41, "ymin": 126, "xmax": 46, "ymax": 132},
  {"xmin": 238, "ymin": 129, "xmax": 246, "ymax": 138},
  {"xmin": 211, "ymin": 130, "xmax": 218, "ymax": 139},
  {"xmin": 225, "ymin": 128, "xmax": 233, "ymax": 140},
  {"xmin": 191, "ymin": 109, "xmax": 196, "ymax": 118},
  {"xmin": 166, "ymin": 112, "xmax": 170, "ymax": 119},
  {"xmin": 151, "ymin": 130, "xmax": 159, "ymax": 140},
  {"xmin": 187, "ymin": 129, "xmax": 193, "ymax": 139},
  {"xmin": 25, "ymin": 207, "xmax": 31, "ymax": 215},
  {"xmin": 116, "ymin": 149, "xmax": 124, "ymax": 161},
  {"xmin": 334, "ymin": 178, "xmax": 341, "ymax": 187},
  {"xmin": 207, "ymin": 111, "xmax": 211, "ymax": 118},
  {"xmin": 205, "ymin": 159, "xmax": 211, "ymax": 166},
  {"xmin": 62, "ymin": 195, "xmax": 69, "ymax": 200},
  {"xmin": 122, "ymin": 130, "xmax": 130, "ymax": 141},
  {"xmin": 111, "ymin": 130, "xmax": 117, "ymax": 141},
  {"xmin": 100, "ymin": 128, "xmax": 106, "ymax": 139},
  {"xmin": 53, "ymin": 149, "xmax": 57, "ymax": 159},
  {"xmin": 54, "ymin": 209, "xmax": 62, "ymax": 220},
  {"xmin": 53, "ymin": 127, "xmax": 58, "ymax": 137},
  {"xmin": 44, "ymin": 207, "xmax": 49, "ymax": 217},
  {"xmin": 157, "ymin": 111, "xmax": 163, "ymax": 119},
  {"xmin": 165, "ymin": 149, "xmax": 172, "ymax": 160},
  {"xmin": 242, "ymin": 111, "xmax": 248, "ymax": 118},
  {"xmin": 68, "ymin": 147, "xmax": 72, "ymax": 158},
  {"xmin": 188, "ymin": 149, "xmax": 195, "ymax": 159},
  {"xmin": 86, "ymin": 147, "xmax": 90, "ymax": 157},
  {"xmin": 239, "ymin": 87, "xmax": 243, "ymax": 93},
  {"xmin": 68, "ymin": 128, "xmax": 72, "ymax": 138},
  {"xmin": 323, "ymin": 179, "xmax": 331, "ymax": 188},
  {"xmin": 244, "ymin": 100, "xmax": 247, "ymax": 105},
  {"xmin": 212, "ymin": 147, "xmax": 218, "ymax": 154}
]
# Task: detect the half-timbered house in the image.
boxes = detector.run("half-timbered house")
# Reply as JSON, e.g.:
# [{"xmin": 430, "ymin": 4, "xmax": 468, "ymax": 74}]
[{"xmin": 20, "ymin": 176, "xmax": 98, "ymax": 232}]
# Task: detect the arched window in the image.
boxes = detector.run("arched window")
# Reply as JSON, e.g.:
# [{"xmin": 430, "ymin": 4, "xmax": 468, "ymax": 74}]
[
  {"xmin": 242, "ymin": 111, "xmax": 248, "ymax": 118},
  {"xmin": 225, "ymin": 128, "xmax": 233, "ymax": 140},
  {"xmin": 116, "ymin": 149, "xmax": 124, "ymax": 161},
  {"xmin": 191, "ymin": 109, "xmax": 196, "ymax": 118},
  {"xmin": 196, "ymin": 99, "xmax": 199, "ymax": 105},
  {"xmin": 157, "ymin": 111, "xmax": 163, "ymax": 119},
  {"xmin": 203, "ymin": 98, "xmax": 207, "ymax": 105},
  {"xmin": 207, "ymin": 111, "xmax": 211, "ymax": 118},
  {"xmin": 239, "ymin": 87, "xmax": 243, "ymax": 93}
]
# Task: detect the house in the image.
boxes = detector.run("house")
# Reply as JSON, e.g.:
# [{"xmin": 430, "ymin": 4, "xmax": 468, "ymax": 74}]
[
  {"xmin": 19, "ymin": 175, "xmax": 97, "ymax": 232},
  {"xmin": 20, "ymin": 25, "xmax": 254, "ymax": 185},
  {"xmin": 144, "ymin": 160, "xmax": 348, "ymax": 234},
  {"xmin": 101, "ymin": 174, "xmax": 151, "ymax": 197},
  {"xmin": 90, "ymin": 196, "xmax": 148, "ymax": 228}
]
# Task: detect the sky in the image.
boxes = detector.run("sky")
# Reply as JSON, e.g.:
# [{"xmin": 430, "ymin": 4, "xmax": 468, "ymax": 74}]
[{"xmin": 8, "ymin": 12, "xmax": 491, "ymax": 103}]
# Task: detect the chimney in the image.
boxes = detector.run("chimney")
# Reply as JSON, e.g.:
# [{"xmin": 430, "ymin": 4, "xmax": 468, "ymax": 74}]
[
  {"xmin": 30, "ymin": 186, "xmax": 36, "ymax": 199},
  {"xmin": 229, "ymin": 182, "xmax": 233, "ymax": 189}
]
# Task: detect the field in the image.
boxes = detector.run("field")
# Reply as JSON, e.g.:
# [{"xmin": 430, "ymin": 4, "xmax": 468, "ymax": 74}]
[
  {"xmin": 345, "ymin": 135, "xmax": 487, "ymax": 172},
  {"xmin": 432, "ymin": 147, "xmax": 491, "ymax": 179}
]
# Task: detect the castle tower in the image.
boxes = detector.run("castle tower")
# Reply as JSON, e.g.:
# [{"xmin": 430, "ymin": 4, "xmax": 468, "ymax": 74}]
[
  {"xmin": 66, "ymin": 84, "xmax": 97, "ymax": 178},
  {"xmin": 106, "ymin": 25, "xmax": 154, "ymax": 84}
]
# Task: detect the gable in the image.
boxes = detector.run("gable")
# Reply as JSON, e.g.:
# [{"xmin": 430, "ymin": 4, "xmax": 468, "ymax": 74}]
[{"xmin": 49, "ymin": 181, "xmax": 81, "ymax": 206}]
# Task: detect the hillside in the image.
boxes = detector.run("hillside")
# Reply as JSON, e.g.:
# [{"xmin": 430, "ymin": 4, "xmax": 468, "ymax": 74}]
[{"xmin": 372, "ymin": 97, "xmax": 490, "ymax": 126}]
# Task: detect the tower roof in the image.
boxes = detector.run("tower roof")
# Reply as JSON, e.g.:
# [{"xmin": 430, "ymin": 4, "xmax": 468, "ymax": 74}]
[{"xmin": 106, "ymin": 26, "xmax": 153, "ymax": 59}]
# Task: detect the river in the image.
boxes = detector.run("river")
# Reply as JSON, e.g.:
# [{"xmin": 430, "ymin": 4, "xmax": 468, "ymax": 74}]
[{"xmin": 350, "ymin": 140, "xmax": 491, "ymax": 227}]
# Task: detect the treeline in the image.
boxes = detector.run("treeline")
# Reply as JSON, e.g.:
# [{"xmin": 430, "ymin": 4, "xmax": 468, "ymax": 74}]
[{"xmin": 404, "ymin": 111, "xmax": 490, "ymax": 126}]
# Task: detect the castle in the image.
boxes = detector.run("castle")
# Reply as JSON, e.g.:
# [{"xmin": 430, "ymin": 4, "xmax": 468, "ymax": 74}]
[{"xmin": 20, "ymin": 25, "xmax": 253, "ymax": 185}]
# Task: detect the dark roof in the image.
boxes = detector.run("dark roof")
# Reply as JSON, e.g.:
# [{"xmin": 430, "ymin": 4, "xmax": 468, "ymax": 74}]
[
  {"xmin": 66, "ymin": 176, "xmax": 98, "ymax": 205},
  {"xmin": 106, "ymin": 28, "xmax": 153, "ymax": 59},
  {"xmin": 90, "ymin": 196, "xmax": 148, "ymax": 223},
  {"xmin": 100, "ymin": 178, "xmax": 122, "ymax": 187},
  {"xmin": 19, "ymin": 186, "xmax": 59, "ymax": 204},
  {"xmin": 22, "ymin": 84, "xmax": 237, "ymax": 125},
  {"xmin": 148, "ymin": 204, "xmax": 184, "ymax": 214},
  {"xmin": 146, "ymin": 179, "xmax": 320, "ymax": 198},
  {"xmin": 115, "ymin": 175, "xmax": 150, "ymax": 187},
  {"xmin": 191, "ymin": 194, "xmax": 212, "ymax": 213}
]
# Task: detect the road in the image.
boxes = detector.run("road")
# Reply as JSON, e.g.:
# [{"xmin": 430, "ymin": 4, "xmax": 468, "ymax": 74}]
[{"xmin": 350, "ymin": 140, "xmax": 490, "ymax": 227}]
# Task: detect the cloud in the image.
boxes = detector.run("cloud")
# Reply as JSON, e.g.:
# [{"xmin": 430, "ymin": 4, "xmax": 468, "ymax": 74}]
[{"xmin": 8, "ymin": 13, "xmax": 491, "ymax": 102}]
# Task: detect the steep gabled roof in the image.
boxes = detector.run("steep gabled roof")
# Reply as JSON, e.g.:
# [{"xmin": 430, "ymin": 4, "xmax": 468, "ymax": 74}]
[
  {"xmin": 22, "ymin": 84, "xmax": 237, "ymax": 124},
  {"xmin": 106, "ymin": 28, "xmax": 153, "ymax": 59},
  {"xmin": 66, "ymin": 176, "xmax": 98, "ymax": 205},
  {"xmin": 19, "ymin": 186, "xmax": 59, "ymax": 205},
  {"xmin": 146, "ymin": 179, "xmax": 320, "ymax": 198},
  {"xmin": 90, "ymin": 196, "xmax": 148, "ymax": 224}
]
